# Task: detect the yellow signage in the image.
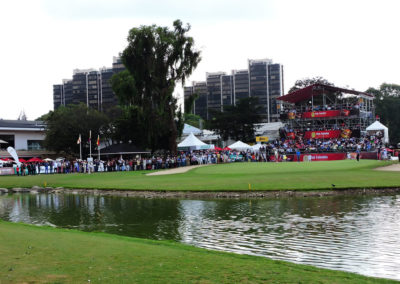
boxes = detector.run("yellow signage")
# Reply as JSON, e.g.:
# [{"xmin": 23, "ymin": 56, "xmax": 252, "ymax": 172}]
[{"xmin": 256, "ymin": 136, "xmax": 269, "ymax": 142}]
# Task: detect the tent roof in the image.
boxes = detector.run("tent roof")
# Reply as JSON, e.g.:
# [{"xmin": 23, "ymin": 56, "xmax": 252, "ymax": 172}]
[
  {"xmin": 276, "ymin": 83, "xmax": 374, "ymax": 104},
  {"xmin": 178, "ymin": 133, "xmax": 207, "ymax": 148},
  {"xmin": 251, "ymin": 144, "xmax": 264, "ymax": 151},
  {"xmin": 228, "ymin": 141, "xmax": 252, "ymax": 150},
  {"xmin": 96, "ymin": 143, "xmax": 150, "ymax": 155},
  {"xmin": 366, "ymin": 121, "xmax": 388, "ymax": 131},
  {"xmin": 183, "ymin": 124, "xmax": 202, "ymax": 135}
]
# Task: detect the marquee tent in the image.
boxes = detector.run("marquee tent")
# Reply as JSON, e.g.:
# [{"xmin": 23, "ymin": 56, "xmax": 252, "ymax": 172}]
[
  {"xmin": 178, "ymin": 133, "xmax": 211, "ymax": 150},
  {"xmin": 251, "ymin": 143, "xmax": 264, "ymax": 152},
  {"xmin": 182, "ymin": 124, "xmax": 202, "ymax": 135},
  {"xmin": 228, "ymin": 141, "xmax": 252, "ymax": 151},
  {"xmin": 366, "ymin": 121, "xmax": 389, "ymax": 143}
]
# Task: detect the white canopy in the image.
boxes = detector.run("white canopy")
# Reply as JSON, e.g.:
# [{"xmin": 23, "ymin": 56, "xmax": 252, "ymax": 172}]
[
  {"xmin": 251, "ymin": 143, "xmax": 264, "ymax": 152},
  {"xmin": 228, "ymin": 141, "xmax": 252, "ymax": 151},
  {"xmin": 178, "ymin": 132, "xmax": 209, "ymax": 150},
  {"xmin": 366, "ymin": 121, "xmax": 389, "ymax": 143},
  {"xmin": 182, "ymin": 124, "xmax": 202, "ymax": 135}
]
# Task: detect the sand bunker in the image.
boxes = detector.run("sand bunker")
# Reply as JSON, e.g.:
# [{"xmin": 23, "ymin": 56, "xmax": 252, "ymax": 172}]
[
  {"xmin": 146, "ymin": 164, "xmax": 208, "ymax": 176},
  {"xmin": 375, "ymin": 163, "xmax": 400, "ymax": 172}
]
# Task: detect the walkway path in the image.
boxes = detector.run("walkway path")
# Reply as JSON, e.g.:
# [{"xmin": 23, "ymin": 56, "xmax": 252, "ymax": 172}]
[{"xmin": 146, "ymin": 164, "xmax": 209, "ymax": 176}]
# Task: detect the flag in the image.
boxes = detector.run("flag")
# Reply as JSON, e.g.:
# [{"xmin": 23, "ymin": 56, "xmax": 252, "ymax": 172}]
[
  {"xmin": 77, "ymin": 134, "xmax": 81, "ymax": 144},
  {"xmin": 96, "ymin": 135, "xmax": 100, "ymax": 146}
]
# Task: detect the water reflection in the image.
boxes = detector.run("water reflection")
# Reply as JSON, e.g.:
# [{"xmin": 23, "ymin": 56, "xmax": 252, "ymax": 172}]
[{"xmin": 0, "ymin": 193, "xmax": 399, "ymax": 280}]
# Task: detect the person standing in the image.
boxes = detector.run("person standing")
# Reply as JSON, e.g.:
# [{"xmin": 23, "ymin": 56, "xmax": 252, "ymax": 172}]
[{"xmin": 296, "ymin": 148, "xmax": 301, "ymax": 162}]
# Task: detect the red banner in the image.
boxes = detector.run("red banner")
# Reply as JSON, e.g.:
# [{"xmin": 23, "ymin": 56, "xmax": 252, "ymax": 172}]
[
  {"xmin": 304, "ymin": 130, "xmax": 342, "ymax": 139},
  {"xmin": 302, "ymin": 110, "xmax": 349, "ymax": 118},
  {"xmin": 285, "ymin": 153, "xmax": 347, "ymax": 162}
]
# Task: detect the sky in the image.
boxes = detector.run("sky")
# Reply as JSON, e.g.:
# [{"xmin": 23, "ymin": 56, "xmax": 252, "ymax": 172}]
[{"xmin": 1, "ymin": 0, "xmax": 399, "ymax": 120}]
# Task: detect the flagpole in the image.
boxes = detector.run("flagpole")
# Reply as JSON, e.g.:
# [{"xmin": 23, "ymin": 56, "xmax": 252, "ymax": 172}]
[
  {"xmin": 89, "ymin": 130, "xmax": 92, "ymax": 158},
  {"xmin": 78, "ymin": 134, "xmax": 82, "ymax": 160},
  {"xmin": 79, "ymin": 138, "xmax": 82, "ymax": 160},
  {"xmin": 97, "ymin": 134, "xmax": 101, "ymax": 161}
]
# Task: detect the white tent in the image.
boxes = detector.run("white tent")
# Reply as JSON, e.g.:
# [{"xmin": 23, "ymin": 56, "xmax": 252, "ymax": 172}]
[
  {"xmin": 178, "ymin": 132, "xmax": 210, "ymax": 150},
  {"xmin": 251, "ymin": 143, "xmax": 264, "ymax": 152},
  {"xmin": 182, "ymin": 124, "xmax": 202, "ymax": 135},
  {"xmin": 228, "ymin": 141, "xmax": 252, "ymax": 151},
  {"xmin": 366, "ymin": 121, "xmax": 389, "ymax": 143}
]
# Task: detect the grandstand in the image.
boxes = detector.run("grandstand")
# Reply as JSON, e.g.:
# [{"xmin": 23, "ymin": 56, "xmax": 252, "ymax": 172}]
[{"xmin": 277, "ymin": 84, "xmax": 375, "ymax": 140}]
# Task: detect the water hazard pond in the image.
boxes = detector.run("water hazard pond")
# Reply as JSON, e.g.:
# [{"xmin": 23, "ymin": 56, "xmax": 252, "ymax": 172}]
[{"xmin": 1, "ymin": 193, "xmax": 400, "ymax": 280}]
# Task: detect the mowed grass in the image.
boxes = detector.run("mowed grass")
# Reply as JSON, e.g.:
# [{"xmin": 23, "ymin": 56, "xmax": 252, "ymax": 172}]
[
  {"xmin": 0, "ymin": 221, "xmax": 396, "ymax": 283},
  {"xmin": 0, "ymin": 160, "xmax": 399, "ymax": 191}
]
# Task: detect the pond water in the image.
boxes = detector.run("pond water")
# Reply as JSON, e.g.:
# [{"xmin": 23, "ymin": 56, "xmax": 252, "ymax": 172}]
[{"xmin": 0, "ymin": 193, "xmax": 399, "ymax": 280}]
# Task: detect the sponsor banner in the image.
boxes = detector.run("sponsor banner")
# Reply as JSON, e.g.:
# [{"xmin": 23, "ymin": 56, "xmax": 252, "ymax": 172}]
[
  {"xmin": 271, "ymin": 152, "xmax": 377, "ymax": 162},
  {"xmin": 304, "ymin": 130, "xmax": 342, "ymax": 139},
  {"xmin": 284, "ymin": 153, "xmax": 347, "ymax": 162},
  {"xmin": 0, "ymin": 167, "xmax": 15, "ymax": 176},
  {"xmin": 302, "ymin": 110, "xmax": 349, "ymax": 118},
  {"xmin": 256, "ymin": 136, "xmax": 269, "ymax": 142}
]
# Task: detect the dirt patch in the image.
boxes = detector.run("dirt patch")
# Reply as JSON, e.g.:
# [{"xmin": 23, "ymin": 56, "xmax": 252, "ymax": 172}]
[
  {"xmin": 375, "ymin": 164, "xmax": 400, "ymax": 172},
  {"xmin": 146, "ymin": 164, "xmax": 209, "ymax": 176}
]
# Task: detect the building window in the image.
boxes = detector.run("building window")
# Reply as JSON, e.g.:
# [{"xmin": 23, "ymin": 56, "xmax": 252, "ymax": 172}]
[{"xmin": 27, "ymin": 140, "xmax": 44, "ymax": 151}]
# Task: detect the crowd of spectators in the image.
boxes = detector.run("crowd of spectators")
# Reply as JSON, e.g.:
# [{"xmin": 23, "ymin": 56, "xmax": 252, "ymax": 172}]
[{"xmin": 3, "ymin": 134, "xmax": 390, "ymax": 176}]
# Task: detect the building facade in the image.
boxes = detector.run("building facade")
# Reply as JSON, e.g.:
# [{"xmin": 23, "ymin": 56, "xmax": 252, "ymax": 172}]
[
  {"xmin": 184, "ymin": 58, "xmax": 284, "ymax": 122},
  {"xmin": 53, "ymin": 57, "xmax": 124, "ymax": 112},
  {"xmin": 0, "ymin": 120, "xmax": 46, "ymax": 151}
]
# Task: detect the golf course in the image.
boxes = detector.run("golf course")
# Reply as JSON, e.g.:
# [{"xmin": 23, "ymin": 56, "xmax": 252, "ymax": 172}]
[
  {"xmin": 0, "ymin": 160, "xmax": 398, "ymax": 191},
  {"xmin": 1, "ymin": 160, "xmax": 400, "ymax": 283}
]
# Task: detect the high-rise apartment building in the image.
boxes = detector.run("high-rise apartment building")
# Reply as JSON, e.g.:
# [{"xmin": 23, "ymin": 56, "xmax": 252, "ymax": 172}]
[
  {"xmin": 53, "ymin": 57, "xmax": 124, "ymax": 112},
  {"xmin": 184, "ymin": 58, "xmax": 284, "ymax": 122}
]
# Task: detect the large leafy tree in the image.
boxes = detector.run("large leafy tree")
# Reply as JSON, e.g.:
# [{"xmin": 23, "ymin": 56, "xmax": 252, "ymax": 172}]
[
  {"xmin": 288, "ymin": 76, "xmax": 334, "ymax": 93},
  {"xmin": 42, "ymin": 103, "xmax": 109, "ymax": 156},
  {"xmin": 111, "ymin": 20, "xmax": 201, "ymax": 153},
  {"xmin": 208, "ymin": 97, "xmax": 262, "ymax": 142},
  {"xmin": 367, "ymin": 83, "xmax": 400, "ymax": 145}
]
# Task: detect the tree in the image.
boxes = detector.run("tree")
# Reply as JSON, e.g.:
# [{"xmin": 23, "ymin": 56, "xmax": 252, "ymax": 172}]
[
  {"xmin": 42, "ymin": 103, "xmax": 109, "ymax": 156},
  {"xmin": 208, "ymin": 97, "xmax": 262, "ymax": 142},
  {"xmin": 184, "ymin": 92, "xmax": 198, "ymax": 114},
  {"xmin": 367, "ymin": 83, "xmax": 400, "ymax": 145},
  {"xmin": 111, "ymin": 20, "xmax": 201, "ymax": 153},
  {"xmin": 288, "ymin": 76, "xmax": 334, "ymax": 93},
  {"xmin": 184, "ymin": 113, "xmax": 203, "ymax": 129}
]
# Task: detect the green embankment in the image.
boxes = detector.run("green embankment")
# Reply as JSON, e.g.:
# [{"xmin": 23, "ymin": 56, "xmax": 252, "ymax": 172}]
[
  {"xmin": 0, "ymin": 221, "xmax": 396, "ymax": 283},
  {"xmin": 0, "ymin": 160, "xmax": 398, "ymax": 191}
]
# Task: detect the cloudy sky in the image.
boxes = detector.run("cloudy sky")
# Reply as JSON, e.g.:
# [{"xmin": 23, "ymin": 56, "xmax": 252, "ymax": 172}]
[{"xmin": 1, "ymin": 0, "xmax": 399, "ymax": 120}]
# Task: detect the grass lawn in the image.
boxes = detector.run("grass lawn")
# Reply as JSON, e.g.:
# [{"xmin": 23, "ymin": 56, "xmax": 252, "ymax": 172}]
[
  {"xmin": 0, "ymin": 221, "xmax": 396, "ymax": 283},
  {"xmin": 0, "ymin": 160, "xmax": 399, "ymax": 191}
]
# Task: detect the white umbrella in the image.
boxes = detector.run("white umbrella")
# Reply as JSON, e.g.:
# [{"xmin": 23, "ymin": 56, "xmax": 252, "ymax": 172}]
[
  {"xmin": 0, "ymin": 139, "xmax": 8, "ymax": 144},
  {"xmin": 43, "ymin": 158, "xmax": 54, "ymax": 162}
]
